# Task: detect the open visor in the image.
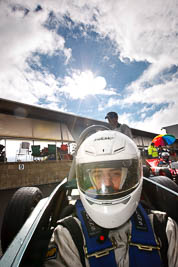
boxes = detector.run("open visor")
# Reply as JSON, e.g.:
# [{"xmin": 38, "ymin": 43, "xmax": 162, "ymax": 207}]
[{"xmin": 76, "ymin": 159, "xmax": 141, "ymax": 200}]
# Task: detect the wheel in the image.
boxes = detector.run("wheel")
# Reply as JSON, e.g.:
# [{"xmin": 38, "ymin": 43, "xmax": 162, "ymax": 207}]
[
  {"xmin": 1, "ymin": 187, "xmax": 43, "ymax": 253},
  {"xmin": 149, "ymin": 176, "xmax": 178, "ymax": 192},
  {"xmin": 143, "ymin": 165, "xmax": 150, "ymax": 178},
  {"xmin": 143, "ymin": 176, "xmax": 178, "ymax": 223},
  {"xmin": 174, "ymin": 174, "xmax": 178, "ymax": 185},
  {"xmin": 159, "ymin": 168, "xmax": 172, "ymax": 179}
]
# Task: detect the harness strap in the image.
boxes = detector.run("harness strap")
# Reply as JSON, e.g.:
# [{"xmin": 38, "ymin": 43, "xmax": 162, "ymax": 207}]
[
  {"xmin": 58, "ymin": 203, "xmax": 166, "ymax": 267},
  {"xmin": 129, "ymin": 204, "xmax": 163, "ymax": 267},
  {"xmin": 59, "ymin": 217, "xmax": 86, "ymax": 267},
  {"xmin": 76, "ymin": 200, "xmax": 117, "ymax": 267},
  {"xmin": 153, "ymin": 213, "xmax": 168, "ymax": 267}
]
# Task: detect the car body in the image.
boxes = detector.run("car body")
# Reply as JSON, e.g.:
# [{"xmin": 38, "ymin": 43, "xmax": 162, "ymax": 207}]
[
  {"xmin": 145, "ymin": 158, "xmax": 178, "ymax": 184},
  {"xmin": 1, "ymin": 126, "xmax": 178, "ymax": 266},
  {"xmin": 0, "ymin": 176, "xmax": 178, "ymax": 267}
]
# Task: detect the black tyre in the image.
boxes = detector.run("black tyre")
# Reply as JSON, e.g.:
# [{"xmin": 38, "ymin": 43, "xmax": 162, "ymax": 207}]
[
  {"xmin": 143, "ymin": 176, "xmax": 178, "ymax": 223},
  {"xmin": 1, "ymin": 187, "xmax": 43, "ymax": 253},
  {"xmin": 174, "ymin": 174, "xmax": 178, "ymax": 185},
  {"xmin": 159, "ymin": 168, "xmax": 172, "ymax": 179},
  {"xmin": 143, "ymin": 165, "xmax": 150, "ymax": 178},
  {"xmin": 149, "ymin": 176, "xmax": 178, "ymax": 192}
]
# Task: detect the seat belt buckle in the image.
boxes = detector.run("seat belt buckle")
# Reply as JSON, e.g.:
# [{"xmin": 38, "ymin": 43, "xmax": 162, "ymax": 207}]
[
  {"xmin": 129, "ymin": 235, "xmax": 160, "ymax": 251},
  {"xmin": 84, "ymin": 237, "xmax": 117, "ymax": 258}
]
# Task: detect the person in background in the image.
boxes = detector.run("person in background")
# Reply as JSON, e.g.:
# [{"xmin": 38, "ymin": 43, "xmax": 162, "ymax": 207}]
[
  {"xmin": 158, "ymin": 145, "xmax": 163, "ymax": 158},
  {"xmin": 148, "ymin": 142, "xmax": 159, "ymax": 158},
  {"xmin": 105, "ymin": 111, "xmax": 133, "ymax": 139}
]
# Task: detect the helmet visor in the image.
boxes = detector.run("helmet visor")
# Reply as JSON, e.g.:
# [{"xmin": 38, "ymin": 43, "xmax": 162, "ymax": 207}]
[{"xmin": 76, "ymin": 159, "xmax": 141, "ymax": 200}]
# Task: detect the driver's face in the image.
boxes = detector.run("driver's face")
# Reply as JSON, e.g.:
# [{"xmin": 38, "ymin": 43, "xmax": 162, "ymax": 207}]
[{"xmin": 91, "ymin": 168, "xmax": 122, "ymax": 191}]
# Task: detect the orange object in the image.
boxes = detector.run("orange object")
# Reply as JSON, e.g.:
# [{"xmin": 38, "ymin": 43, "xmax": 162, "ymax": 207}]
[{"xmin": 61, "ymin": 144, "xmax": 68, "ymax": 151}]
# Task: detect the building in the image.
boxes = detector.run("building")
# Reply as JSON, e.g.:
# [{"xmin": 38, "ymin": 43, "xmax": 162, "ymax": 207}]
[
  {"xmin": 162, "ymin": 124, "xmax": 178, "ymax": 139},
  {"xmin": 0, "ymin": 98, "xmax": 158, "ymax": 153},
  {"xmin": 0, "ymin": 98, "xmax": 174, "ymax": 189}
]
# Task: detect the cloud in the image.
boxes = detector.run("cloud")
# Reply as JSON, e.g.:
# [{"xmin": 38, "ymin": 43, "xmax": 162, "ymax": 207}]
[
  {"xmin": 131, "ymin": 102, "xmax": 178, "ymax": 134},
  {"xmin": 40, "ymin": 101, "xmax": 67, "ymax": 113},
  {"xmin": 0, "ymin": 0, "xmax": 71, "ymax": 104},
  {"xmin": 0, "ymin": 0, "xmax": 177, "ymax": 134},
  {"xmin": 98, "ymin": 96, "xmax": 122, "ymax": 111},
  {"xmin": 58, "ymin": 70, "xmax": 115, "ymax": 99},
  {"xmin": 0, "ymin": 1, "xmax": 71, "ymax": 70},
  {"xmin": 122, "ymin": 65, "xmax": 178, "ymax": 109},
  {"xmin": 123, "ymin": 77, "xmax": 178, "ymax": 133},
  {"xmin": 87, "ymin": 0, "xmax": 178, "ymax": 65},
  {"xmin": 7, "ymin": 0, "xmax": 177, "ymax": 67}
]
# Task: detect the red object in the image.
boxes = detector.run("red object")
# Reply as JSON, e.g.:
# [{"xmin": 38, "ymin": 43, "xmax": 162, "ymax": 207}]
[
  {"xmin": 146, "ymin": 158, "xmax": 178, "ymax": 181},
  {"xmin": 61, "ymin": 144, "xmax": 68, "ymax": 151},
  {"xmin": 63, "ymin": 154, "xmax": 73, "ymax": 160},
  {"xmin": 99, "ymin": 235, "xmax": 105, "ymax": 241},
  {"xmin": 152, "ymin": 134, "xmax": 176, "ymax": 147},
  {"xmin": 146, "ymin": 159, "xmax": 160, "ymax": 168}
]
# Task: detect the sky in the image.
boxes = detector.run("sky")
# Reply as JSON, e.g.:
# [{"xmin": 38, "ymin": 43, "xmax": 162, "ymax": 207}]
[{"xmin": 0, "ymin": 0, "xmax": 178, "ymax": 135}]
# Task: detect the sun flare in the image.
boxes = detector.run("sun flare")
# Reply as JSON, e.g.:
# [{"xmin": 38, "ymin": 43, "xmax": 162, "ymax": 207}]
[{"xmin": 63, "ymin": 70, "xmax": 107, "ymax": 99}]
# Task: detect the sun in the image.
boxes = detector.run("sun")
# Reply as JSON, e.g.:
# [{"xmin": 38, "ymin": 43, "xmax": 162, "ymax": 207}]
[{"xmin": 63, "ymin": 70, "xmax": 106, "ymax": 99}]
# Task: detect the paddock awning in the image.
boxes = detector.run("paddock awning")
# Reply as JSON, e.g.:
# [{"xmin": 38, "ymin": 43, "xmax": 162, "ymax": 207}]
[{"xmin": 0, "ymin": 113, "xmax": 75, "ymax": 142}]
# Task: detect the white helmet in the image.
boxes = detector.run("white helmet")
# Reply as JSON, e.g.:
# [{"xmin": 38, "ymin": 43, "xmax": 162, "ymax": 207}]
[
  {"xmin": 76, "ymin": 130, "xmax": 143, "ymax": 228},
  {"xmin": 161, "ymin": 151, "xmax": 169, "ymax": 160}
]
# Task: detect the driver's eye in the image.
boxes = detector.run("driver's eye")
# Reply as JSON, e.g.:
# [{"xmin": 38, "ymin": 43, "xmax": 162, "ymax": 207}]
[
  {"xmin": 94, "ymin": 173, "xmax": 102, "ymax": 180},
  {"xmin": 110, "ymin": 171, "xmax": 121, "ymax": 178},
  {"xmin": 114, "ymin": 171, "xmax": 121, "ymax": 175}
]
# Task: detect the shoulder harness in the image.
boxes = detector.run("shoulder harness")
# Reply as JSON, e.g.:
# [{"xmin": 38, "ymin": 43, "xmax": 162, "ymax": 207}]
[{"xmin": 58, "ymin": 200, "xmax": 168, "ymax": 267}]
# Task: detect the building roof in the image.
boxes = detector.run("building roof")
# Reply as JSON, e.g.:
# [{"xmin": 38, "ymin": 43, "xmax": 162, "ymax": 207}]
[
  {"xmin": 0, "ymin": 98, "xmax": 158, "ymax": 138},
  {"xmin": 161, "ymin": 124, "xmax": 178, "ymax": 139},
  {"xmin": 162, "ymin": 124, "xmax": 178, "ymax": 129}
]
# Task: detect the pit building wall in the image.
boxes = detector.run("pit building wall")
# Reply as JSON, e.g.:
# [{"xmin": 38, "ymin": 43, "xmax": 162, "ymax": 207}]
[{"xmin": 0, "ymin": 161, "xmax": 72, "ymax": 190}]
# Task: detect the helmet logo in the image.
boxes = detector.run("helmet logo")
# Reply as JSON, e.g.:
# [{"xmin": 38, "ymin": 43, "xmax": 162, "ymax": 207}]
[{"xmin": 94, "ymin": 137, "xmax": 114, "ymax": 141}]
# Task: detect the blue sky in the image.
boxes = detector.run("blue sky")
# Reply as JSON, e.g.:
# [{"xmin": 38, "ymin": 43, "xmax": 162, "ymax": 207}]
[{"xmin": 0, "ymin": 0, "xmax": 178, "ymax": 134}]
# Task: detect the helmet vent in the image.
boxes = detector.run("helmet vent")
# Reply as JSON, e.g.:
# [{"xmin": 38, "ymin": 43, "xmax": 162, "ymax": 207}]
[
  {"xmin": 85, "ymin": 150, "xmax": 94, "ymax": 155},
  {"xmin": 114, "ymin": 146, "xmax": 124, "ymax": 153}
]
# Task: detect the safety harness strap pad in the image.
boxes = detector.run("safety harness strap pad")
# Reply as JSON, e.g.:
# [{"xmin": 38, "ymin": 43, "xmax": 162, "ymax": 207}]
[
  {"xmin": 129, "ymin": 204, "xmax": 163, "ymax": 267},
  {"xmin": 59, "ymin": 217, "xmax": 86, "ymax": 267},
  {"xmin": 153, "ymin": 213, "xmax": 168, "ymax": 267},
  {"xmin": 76, "ymin": 200, "xmax": 117, "ymax": 267}
]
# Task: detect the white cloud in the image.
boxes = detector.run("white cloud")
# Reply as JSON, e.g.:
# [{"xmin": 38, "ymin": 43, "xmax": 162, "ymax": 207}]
[
  {"xmin": 0, "ymin": 2, "xmax": 70, "ymax": 70},
  {"xmin": 0, "ymin": 0, "xmax": 71, "ymax": 104},
  {"xmin": 40, "ymin": 102, "xmax": 67, "ymax": 112},
  {"xmin": 130, "ymin": 102, "xmax": 178, "ymax": 134},
  {"xmin": 110, "ymin": 73, "xmax": 178, "ymax": 133},
  {"xmin": 0, "ymin": 0, "xmax": 177, "ymax": 134},
  {"xmin": 0, "ymin": 64, "xmax": 61, "ymax": 104},
  {"xmin": 58, "ymin": 70, "xmax": 115, "ymax": 99},
  {"xmin": 8, "ymin": 0, "xmax": 177, "ymax": 67},
  {"xmin": 87, "ymin": 0, "xmax": 178, "ymax": 66},
  {"xmin": 99, "ymin": 97, "xmax": 121, "ymax": 110},
  {"xmin": 122, "ymin": 68, "xmax": 178, "ymax": 116}
]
